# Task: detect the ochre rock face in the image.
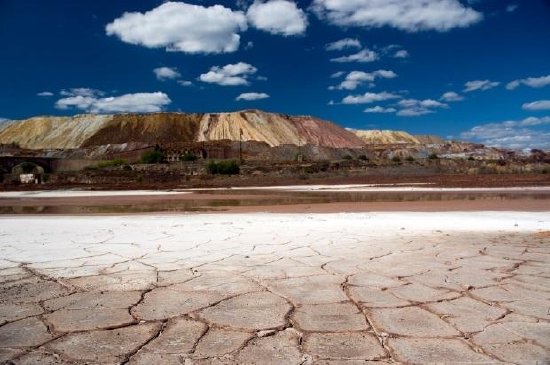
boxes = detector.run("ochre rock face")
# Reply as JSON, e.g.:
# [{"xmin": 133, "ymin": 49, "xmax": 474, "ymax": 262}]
[
  {"xmin": 0, "ymin": 115, "xmax": 113, "ymax": 149},
  {"xmin": 352, "ymin": 130, "xmax": 421, "ymax": 144},
  {"xmin": 0, "ymin": 110, "xmax": 367, "ymax": 150}
]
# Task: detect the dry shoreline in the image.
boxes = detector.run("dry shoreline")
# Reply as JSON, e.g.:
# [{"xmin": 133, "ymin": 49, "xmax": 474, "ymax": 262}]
[{"xmin": 1, "ymin": 212, "xmax": 549, "ymax": 363}]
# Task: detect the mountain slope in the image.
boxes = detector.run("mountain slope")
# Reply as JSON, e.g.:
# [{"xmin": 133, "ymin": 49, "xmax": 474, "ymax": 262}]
[{"xmin": 0, "ymin": 110, "xmax": 366, "ymax": 150}]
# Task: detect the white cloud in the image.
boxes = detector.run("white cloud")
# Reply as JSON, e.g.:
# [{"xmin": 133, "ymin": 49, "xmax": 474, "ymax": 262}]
[
  {"xmin": 37, "ymin": 91, "xmax": 54, "ymax": 97},
  {"xmin": 342, "ymin": 91, "xmax": 400, "ymax": 104},
  {"xmin": 506, "ymin": 75, "xmax": 550, "ymax": 90},
  {"xmin": 506, "ymin": 4, "xmax": 518, "ymax": 12},
  {"xmin": 178, "ymin": 80, "xmax": 193, "ymax": 87},
  {"xmin": 393, "ymin": 49, "xmax": 410, "ymax": 58},
  {"xmin": 397, "ymin": 98, "xmax": 447, "ymax": 116},
  {"xmin": 364, "ymin": 106, "xmax": 396, "ymax": 113},
  {"xmin": 330, "ymin": 71, "xmax": 345, "ymax": 78},
  {"xmin": 441, "ymin": 91, "xmax": 464, "ymax": 102},
  {"xmin": 330, "ymin": 48, "xmax": 378, "ymax": 63},
  {"xmin": 247, "ymin": 0, "xmax": 308, "ymax": 36},
  {"xmin": 153, "ymin": 67, "xmax": 181, "ymax": 81},
  {"xmin": 330, "ymin": 70, "xmax": 397, "ymax": 90},
  {"xmin": 60, "ymin": 88, "xmax": 104, "ymax": 97},
  {"xmin": 464, "ymin": 80, "xmax": 500, "ymax": 92},
  {"xmin": 236, "ymin": 92, "xmax": 270, "ymax": 101},
  {"xmin": 325, "ymin": 38, "xmax": 361, "ymax": 51},
  {"xmin": 311, "ymin": 0, "xmax": 483, "ymax": 32},
  {"xmin": 55, "ymin": 91, "xmax": 171, "ymax": 113},
  {"xmin": 460, "ymin": 116, "xmax": 550, "ymax": 149},
  {"xmin": 199, "ymin": 62, "xmax": 258, "ymax": 86},
  {"xmin": 522, "ymin": 100, "xmax": 550, "ymax": 111},
  {"xmin": 106, "ymin": 2, "xmax": 247, "ymax": 54}
]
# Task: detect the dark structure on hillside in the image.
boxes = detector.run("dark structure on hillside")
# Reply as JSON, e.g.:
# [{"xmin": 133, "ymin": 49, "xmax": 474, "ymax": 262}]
[{"xmin": 161, "ymin": 141, "xmax": 234, "ymax": 162}]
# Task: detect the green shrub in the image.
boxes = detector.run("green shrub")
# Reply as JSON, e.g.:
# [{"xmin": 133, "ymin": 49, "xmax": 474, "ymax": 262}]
[
  {"xmin": 342, "ymin": 155, "xmax": 353, "ymax": 160},
  {"xmin": 140, "ymin": 150, "xmax": 165, "ymax": 164},
  {"xmin": 358, "ymin": 154, "xmax": 369, "ymax": 161},
  {"xmin": 207, "ymin": 160, "xmax": 240, "ymax": 175},
  {"xmin": 96, "ymin": 158, "xmax": 127, "ymax": 169},
  {"xmin": 428, "ymin": 153, "xmax": 439, "ymax": 160},
  {"xmin": 181, "ymin": 153, "xmax": 198, "ymax": 162},
  {"xmin": 405, "ymin": 156, "xmax": 415, "ymax": 162},
  {"xmin": 391, "ymin": 156, "xmax": 401, "ymax": 163}
]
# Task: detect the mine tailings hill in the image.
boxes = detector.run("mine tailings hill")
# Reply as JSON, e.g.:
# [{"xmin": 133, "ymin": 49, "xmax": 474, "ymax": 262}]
[{"xmin": 0, "ymin": 110, "xmax": 444, "ymax": 150}]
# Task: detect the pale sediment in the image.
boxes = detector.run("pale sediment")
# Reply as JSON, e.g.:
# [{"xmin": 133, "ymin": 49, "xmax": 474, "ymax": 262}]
[{"xmin": 0, "ymin": 212, "xmax": 548, "ymax": 364}]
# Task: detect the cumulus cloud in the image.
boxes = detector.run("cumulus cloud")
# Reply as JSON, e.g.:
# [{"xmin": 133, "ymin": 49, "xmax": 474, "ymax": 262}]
[
  {"xmin": 178, "ymin": 80, "xmax": 193, "ymax": 87},
  {"xmin": 311, "ymin": 0, "xmax": 483, "ymax": 32},
  {"xmin": 464, "ymin": 80, "xmax": 500, "ymax": 92},
  {"xmin": 330, "ymin": 71, "xmax": 345, "ymax": 78},
  {"xmin": 441, "ymin": 91, "xmax": 464, "ymax": 102},
  {"xmin": 460, "ymin": 116, "xmax": 550, "ymax": 149},
  {"xmin": 37, "ymin": 91, "xmax": 54, "ymax": 97},
  {"xmin": 247, "ymin": 0, "xmax": 308, "ymax": 36},
  {"xmin": 325, "ymin": 38, "xmax": 361, "ymax": 51},
  {"xmin": 330, "ymin": 70, "xmax": 397, "ymax": 90},
  {"xmin": 153, "ymin": 67, "xmax": 181, "ymax": 81},
  {"xmin": 506, "ymin": 75, "xmax": 550, "ymax": 90},
  {"xmin": 106, "ymin": 2, "xmax": 247, "ymax": 54},
  {"xmin": 364, "ymin": 106, "xmax": 396, "ymax": 113},
  {"xmin": 330, "ymin": 48, "xmax": 378, "ymax": 63},
  {"xmin": 199, "ymin": 62, "xmax": 258, "ymax": 86},
  {"xmin": 55, "ymin": 91, "xmax": 171, "ymax": 113},
  {"xmin": 342, "ymin": 91, "xmax": 400, "ymax": 104},
  {"xmin": 522, "ymin": 100, "xmax": 550, "ymax": 111},
  {"xmin": 397, "ymin": 98, "xmax": 447, "ymax": 116},
  {"xmin": 236, "ymin": 92, "xmax": 270, "ymax": 101}
]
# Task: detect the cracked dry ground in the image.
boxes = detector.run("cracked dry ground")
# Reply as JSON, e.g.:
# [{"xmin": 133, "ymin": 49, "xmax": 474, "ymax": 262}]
[{"xmin": 0, "ymin": 214, "xmax": 548, "ymax": 364}]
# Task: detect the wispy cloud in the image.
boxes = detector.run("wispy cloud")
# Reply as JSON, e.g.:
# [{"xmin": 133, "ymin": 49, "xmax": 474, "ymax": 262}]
[
  {"xmin": 330, "ymin": 48, "xmax": 378, "ymax": 63},
  {"xmin": 440, "ymin": 91, "xmax": 464, "ymax": 102},
  {"xmin": 507, "ymin": 75, "xmax": 550, "ymax": 90},
  {"xmin": 325, "ymin": 38, "xmax": 361, "ymax": 51},
  {"xmin": 397, "ymin": 99, "xmax": 448, "ymax": 116},
  {"xmin": 464, "ymin": 80, "xmax": 500, "ymax": 92},
  {"xmin": 341, "ymin": 91, "xmax": 400, "ymax": 104},
  {"xmin": 37, "ymin": 91, "xmax": 54, "ymax": 97},
  {"xmin": 522, "ymin": 100, "xmax": 550, "ymax": 111},
  {"xmin": 364, "ymin": 106, "xmax": 396, "ymax": 113},
  {"xmin": 236, "ymin": 92, "xmax": 270, "ymax": 101},
  {"xmin": 460, "ymin": 116, "xmax": 550, "ymax": 150},
  {"xmin": 330, "ymin": 70, "xmax": 397, "ymax": 90}
]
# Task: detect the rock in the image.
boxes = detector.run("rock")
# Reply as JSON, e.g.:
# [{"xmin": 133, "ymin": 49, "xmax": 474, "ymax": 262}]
[
  {"xmin": 199, "ymin": 292, "xmax": 291, "ymax": 330},
  {"xmin": 369, "ymin": 307, "xmax": 459, "ymax": 337},
  {"xmin": 303, "ymin": 332, "xmax": 386, "ymax": 361},
  {"xmin": 0, "ymin": 318, "xmax": 54, "ymax": 348},
  {"xmin": 44, "ymin": 322, "xmax": 161, "ymax": 364}
]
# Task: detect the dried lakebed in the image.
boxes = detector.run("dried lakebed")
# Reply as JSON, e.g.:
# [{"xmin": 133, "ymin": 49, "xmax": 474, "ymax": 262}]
[{"xmin": 0, "ymin": 212, "xmax": 549, "ymax": 364}]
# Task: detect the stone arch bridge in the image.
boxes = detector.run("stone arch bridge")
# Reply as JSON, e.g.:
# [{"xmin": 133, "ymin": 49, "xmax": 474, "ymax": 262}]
[{"xmin": 0, "ymin": 156, "xmax": 61, "ymax": 174}]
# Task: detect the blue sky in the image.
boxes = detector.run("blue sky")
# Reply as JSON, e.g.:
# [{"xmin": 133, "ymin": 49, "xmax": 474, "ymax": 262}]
[{"xmin": 0, "ymin": 0, "xmax": 549, "ymax": 149}]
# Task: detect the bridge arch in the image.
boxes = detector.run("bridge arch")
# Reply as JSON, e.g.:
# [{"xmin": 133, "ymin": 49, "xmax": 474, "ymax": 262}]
[{"xmin": 11, "ymin": 161, "xmax": 46, "ymax": 175}]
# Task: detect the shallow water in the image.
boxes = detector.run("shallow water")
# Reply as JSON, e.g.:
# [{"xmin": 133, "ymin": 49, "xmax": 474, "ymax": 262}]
[{"xmin": 1, "ymin": 189, "xmax": 549, "ymax": 214}]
